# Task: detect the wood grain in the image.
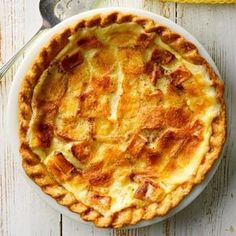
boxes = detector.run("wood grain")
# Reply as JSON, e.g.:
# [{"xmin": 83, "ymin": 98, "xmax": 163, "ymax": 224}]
[
  {"xmin": 0, "ymin": 0, "xmax": 235, "ymax": 236},
  {"xmin": 173, "ymin": 4, "xmax": 236, "ymax": 236},
  {"xmin": 0, "ymin": 1, "xmax": 61, "ymax": 236}
]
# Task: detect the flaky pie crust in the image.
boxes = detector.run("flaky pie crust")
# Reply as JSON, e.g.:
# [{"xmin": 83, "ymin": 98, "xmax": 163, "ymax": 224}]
[{"xmin": 18, "ymin": 12, "xmax": 226, "ymax": 228}]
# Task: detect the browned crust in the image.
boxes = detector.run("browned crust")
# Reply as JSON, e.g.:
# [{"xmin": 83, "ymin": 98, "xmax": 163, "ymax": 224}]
[{"xmin": 18, "ymin": 12, "xmax": 226, "ymax": 228}]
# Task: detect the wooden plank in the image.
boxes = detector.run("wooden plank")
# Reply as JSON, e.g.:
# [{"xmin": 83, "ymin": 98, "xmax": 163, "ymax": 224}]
[
  {"xmin": 168, "ymin": 4, "xmax": 236, "ymax": 236},
  {"xmin": 0, "ymin": 0, "xmax": 61, "ymax": 236}
]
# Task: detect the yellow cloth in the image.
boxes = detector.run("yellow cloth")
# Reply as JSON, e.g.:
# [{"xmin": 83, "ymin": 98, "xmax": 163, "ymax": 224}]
[{"xmin": 162, "ymin": 0, "xmax": 236, "ymax": 3}]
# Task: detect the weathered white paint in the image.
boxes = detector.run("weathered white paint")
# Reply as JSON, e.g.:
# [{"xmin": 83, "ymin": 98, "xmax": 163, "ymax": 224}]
[{"xmin": 0, "ymin": 1, "xmax": 235, "ymax": 235}]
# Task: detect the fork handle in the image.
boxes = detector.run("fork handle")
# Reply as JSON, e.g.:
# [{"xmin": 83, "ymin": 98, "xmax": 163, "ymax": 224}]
[{"xmin": 0, "ymin": 25, "xmax": 45, "ymax": 79}]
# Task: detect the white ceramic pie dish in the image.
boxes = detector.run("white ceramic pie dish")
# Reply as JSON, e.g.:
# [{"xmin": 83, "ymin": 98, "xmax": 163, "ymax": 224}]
[{"xmin": 7, "ymin": 7, "xmax": 226, "ymax": 229}]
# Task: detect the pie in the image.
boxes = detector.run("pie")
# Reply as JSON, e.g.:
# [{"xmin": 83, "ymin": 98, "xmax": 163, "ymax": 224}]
[{"xmin": 18, "ymin": 11, "xmax": 226, "ymax": 228}]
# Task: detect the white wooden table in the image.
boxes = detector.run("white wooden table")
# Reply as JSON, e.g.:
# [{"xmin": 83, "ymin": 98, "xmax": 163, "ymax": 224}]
[{"xmin": 1, "ymin": 1, "xmax": 236, "ymax": 235}]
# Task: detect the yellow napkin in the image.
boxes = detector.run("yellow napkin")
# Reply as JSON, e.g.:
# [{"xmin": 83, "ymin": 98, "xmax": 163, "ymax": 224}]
[{"xmin": 161, "ymin": 0, "xmax": 236, "ymax": 3}]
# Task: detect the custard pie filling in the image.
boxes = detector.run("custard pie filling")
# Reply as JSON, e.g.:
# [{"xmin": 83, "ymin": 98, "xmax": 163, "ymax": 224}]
[{"xmin": 19, "ymin": 14, "xmax": 225, "ymax": 227}]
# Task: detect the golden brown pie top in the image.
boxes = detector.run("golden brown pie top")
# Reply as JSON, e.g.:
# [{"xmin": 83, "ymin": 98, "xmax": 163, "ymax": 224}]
[{"xmin": 18, "ymin": 12, "xmax": 226, "ymax": 228}]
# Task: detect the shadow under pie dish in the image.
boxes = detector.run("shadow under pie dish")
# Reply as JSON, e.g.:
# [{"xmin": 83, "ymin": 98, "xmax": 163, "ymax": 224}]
[{"xmin": 17, "ymin": 10, "xmax": 226, "ymax": 228}]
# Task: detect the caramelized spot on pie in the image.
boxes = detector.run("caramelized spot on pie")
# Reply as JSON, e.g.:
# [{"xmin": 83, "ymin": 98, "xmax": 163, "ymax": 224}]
[
  {"xmin": 47, "ymin": 152, "xmax": 80, "ymax": 181},
  {"xmin": 145, "ymin": 61, "xmax": 155, "ymax": 74},
  {"xmin": 130, "ymin": 170, "xmax": 157, "ymax": 183},
  {"xmin": 89, "ymin": 172, "xmax": 112, "ymax": 186},
  {"xmin": 35, "ymin": 122, "xmax": 53, "ymax": 148},
  {"xmin": 143, "ymin": 149, "xmax": 162, "ymax": 166},
  {"xmin": 91, "ymin": 75, "xmax": 115, "ymax": 93},
  {"xmin": 151, "ymin": 48, "xmax": 175, "ymax": 65},
  {"xmin": 71, "ymin": 140, "xmax": 91, "ymax": 163},
  {"xmin": 155, "ymin": 130, "xmax": 189, "ymax": 161},
  {"xmin": 177, "ymin": 124, "xmax": 204, "ymax": 165},
  {"xmin": 142, "ymin": 107, "xmax": 164, "ymax": 129},
  {"xmin": 165, "ymin": 107, "xmax": 191, "ymax": 128},
  {"xmin": 170, "ymin": 66, "xmax": 192, "ymax": 86},
  {"xmin": 127, "ymin": 134, "xmax": 147, "ymax": 157},
  {"xmin": 151, "ymin": 64, "xmax": 164, "ymax": 85},
  {"xmin": 135, "ymin": 181, "xmax": 149, "ymax": 199},
  {"xmin": 155, "ymin": 120, "xmax": 204, "ymax": 160},
  {"xmin": 79, "ymin": 88, "xmax": 110, "ymax": 118},
  {"xmin": 158, "ymin": 130, "xmax": 181, "ymax": 150},
  {"xmin": 61, "ymin": 52, "xmax": 83, "ymax": 72},
  {"xmin": 85, "ymin": 161, "xmax": 104, "ymax": 174}
]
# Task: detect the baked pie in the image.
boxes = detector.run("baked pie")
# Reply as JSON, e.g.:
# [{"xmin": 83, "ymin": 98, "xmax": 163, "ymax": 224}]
[{"xmin": 18, "ymin": 12, "xmax": 226, "ymax": 228}]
